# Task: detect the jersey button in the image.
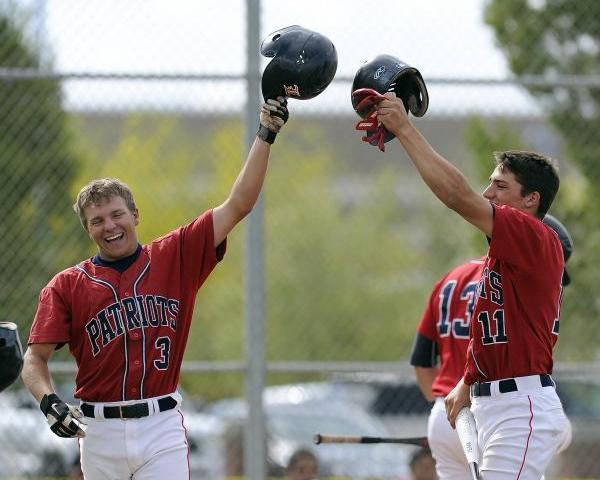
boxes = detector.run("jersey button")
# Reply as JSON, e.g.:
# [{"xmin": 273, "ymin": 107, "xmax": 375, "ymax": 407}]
[
  {"xmin": 132, "ymin": 388, "xmax": 137, "ymax": 394},
  {"xmin": 134, "ymin": 360, "xmax": 140, "ymax": 366}
]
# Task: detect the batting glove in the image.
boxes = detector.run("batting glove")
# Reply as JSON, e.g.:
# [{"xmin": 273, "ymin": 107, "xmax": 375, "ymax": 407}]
[
  {"xmin": 40, "ymin": 393, "xmax": 87, "ymax": 438},
  {"xmin": 257, "ymin": 96, "xmax": 289, "ymax": 144}
]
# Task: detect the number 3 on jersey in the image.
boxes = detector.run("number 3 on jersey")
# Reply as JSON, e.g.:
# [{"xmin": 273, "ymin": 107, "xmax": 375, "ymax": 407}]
[
  {"xmin": 154, "ymin": 336, "xmax": 171, "ymax": 370},
  {"xmin": 438, "ymin": 280, "xmax": 478, "ymax": 339}
]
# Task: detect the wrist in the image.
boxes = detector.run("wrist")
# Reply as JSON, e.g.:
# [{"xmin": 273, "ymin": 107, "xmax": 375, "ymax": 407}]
[
  {"xmin": 40, "ymin": 393, "xmax": 60, "ymax": 415},
  {"xmin": 257, "ymin": 124, "xmax": 277, "ymax": 144},
  {"xmin": 393, "ymin": 121, "xmax": 416, "ymax": 141}
]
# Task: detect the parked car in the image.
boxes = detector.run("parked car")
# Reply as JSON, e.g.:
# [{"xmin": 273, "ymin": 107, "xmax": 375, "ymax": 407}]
[
  {"xmin": 1, "ymin": 385, "xmax": 228, "ymax": 480},
  {"xmin": 207, "ymin": 384, "xmax": 417, "ymax": 479},
  {"xmin": 325, "ymin": 372, "xmax": 600, "ymax": 479},
  {"xmin": 0, "ymin": 387, "xmax": 80, "ymax": 478},
  {"xmin": 546, "ymin": 378, "xmax": 600, "ymax": 479},
  {"xmin": 260, "ymin": 377, "xmax": 432, "ymax": 439},
  {"xmin": 181, "ymin": 406, "xmax": 228, "ymax": 479}
]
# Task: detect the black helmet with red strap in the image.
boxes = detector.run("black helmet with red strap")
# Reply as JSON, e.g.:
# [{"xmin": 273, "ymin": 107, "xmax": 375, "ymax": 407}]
[{"xmin": 260, "ymin": 25, "xmax": 338, "ymax": 101}]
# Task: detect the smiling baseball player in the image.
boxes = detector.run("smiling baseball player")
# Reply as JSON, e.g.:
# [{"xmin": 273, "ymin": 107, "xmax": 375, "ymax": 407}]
[{"xmin": 20, "ymin": 97, "xmax": 289, "ymax": 479}]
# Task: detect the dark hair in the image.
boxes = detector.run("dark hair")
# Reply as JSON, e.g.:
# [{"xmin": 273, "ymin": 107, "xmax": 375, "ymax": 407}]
[
  {"xmin": 493, "ymin": 150, "xmax": 559, "ymax": 218},
  {"xmin": 286, "ymin": 448, "xmax": 318, "ymax": 473}
]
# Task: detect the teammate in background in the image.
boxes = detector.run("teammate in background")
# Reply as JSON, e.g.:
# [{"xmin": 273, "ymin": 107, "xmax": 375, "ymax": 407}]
[
  {"xmin": 410, "ymin": 258, "xmax": 483, "ymax": 479},
  {"xmin": 410, "ymin": 214, "xmax": 573, "ymax": 480},
  {"xmin": 285, "ymin": 448, "xmax": 320, "ymax": 480},
  {"xmin": 377, "ymin": 93, "xmax": 570, "ymax": 479},
  {"xmin": 20, "ymin": 97, "xmax": 289, "ymax": 479}
]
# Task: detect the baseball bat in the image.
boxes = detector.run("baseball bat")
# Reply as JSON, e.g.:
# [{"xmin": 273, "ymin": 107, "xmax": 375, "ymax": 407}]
[
  {"xmin": 455, "ymin": 407, "xmax": 480, "ymax": 480},
  {"xmin": 314, "ymin": 433, "xmax": 429, "ymax": 448}
]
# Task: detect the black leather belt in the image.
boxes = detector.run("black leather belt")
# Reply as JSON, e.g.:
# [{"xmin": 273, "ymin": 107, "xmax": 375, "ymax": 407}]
[
  {"xmin": 471, "ymin": 374, "xmax": 554, "ymax": 397},
  {"xmin": 81, "ymin": 396, "xmax": 177, "ymax": 419}
]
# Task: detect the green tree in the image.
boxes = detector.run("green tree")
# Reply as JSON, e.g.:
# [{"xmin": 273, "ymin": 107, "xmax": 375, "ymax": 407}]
[
  {"xmin": 482, "ymin": 0, "xmax": 600, "ymax": 358},
  {"xmin": 0, "ymin": 11, "xmax": 85, "ymax": 340}
]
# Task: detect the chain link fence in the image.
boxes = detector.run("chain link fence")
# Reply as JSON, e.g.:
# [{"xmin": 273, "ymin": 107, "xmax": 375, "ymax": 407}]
[{"xmin": 2, "ymin": 0, "xmax": 600, "ymax": 478}]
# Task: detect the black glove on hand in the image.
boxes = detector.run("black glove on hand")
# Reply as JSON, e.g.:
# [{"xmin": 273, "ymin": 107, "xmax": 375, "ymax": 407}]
[
  {"xmin": 257, "ymin": 97, "xmax": 289, "ymax": 144},
  {"xmin": 40, "ymin": 393, "xmax": 87, "ymax": 438}
]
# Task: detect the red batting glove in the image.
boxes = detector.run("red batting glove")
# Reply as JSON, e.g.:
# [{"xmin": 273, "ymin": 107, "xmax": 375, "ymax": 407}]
[
  {"xmin": 351, "ymin": 88, "xmax": 390, "ymax": 152},
  {"xmin": 352, "ymin": 88, "xmax": 387, "ymax": 116}
]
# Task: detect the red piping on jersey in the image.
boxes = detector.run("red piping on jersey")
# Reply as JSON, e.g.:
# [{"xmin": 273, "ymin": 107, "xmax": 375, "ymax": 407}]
[
  {"xmin": 178, "ymin": 410, "xmax": 191, "ymax": 480},
  {"xmin": 516, "ymin": 396, "xmax": 534, "ymax": 479}
]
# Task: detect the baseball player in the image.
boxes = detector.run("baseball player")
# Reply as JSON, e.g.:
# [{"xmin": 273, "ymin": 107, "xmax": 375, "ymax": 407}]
[
  {"xmin": 410, "ymin": 258, "xmax": 484, "ymax": 479},
  {"xmin": 375, "ymin": 93, "xmax": 569, "ymax": 479},
  {"xmin": 20, "ymin": 97, "xmax": 288, "ymax": 479},
  {"xmin": 410, "ymin": 214, "xmax": 573, "ymax": 480}
]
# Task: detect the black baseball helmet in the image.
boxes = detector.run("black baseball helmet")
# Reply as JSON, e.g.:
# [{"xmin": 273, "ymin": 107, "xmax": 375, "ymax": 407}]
[
  {"xmin": 260, "ymin": 25, "xmax": 338, "ymax": 101},
  {"xmin": 543, "ymin": 214, "xmax": 573, "ymax": 286},
  {"xmin": 351, "ymin": 54, "xmax": 429, "ymax": 143},
  {"xmin": 352, "ymin": 54, "xmax": 429, "ymax": 115},
  {"xmin": 0, "ymin": 322, "xmax": 24, "ymax": 392}
]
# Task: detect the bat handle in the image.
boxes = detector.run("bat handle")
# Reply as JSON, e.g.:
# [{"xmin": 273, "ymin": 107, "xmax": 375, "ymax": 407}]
[{"xmin": 469, "ymin": 461, "xmax": 480, "ymax": 480}]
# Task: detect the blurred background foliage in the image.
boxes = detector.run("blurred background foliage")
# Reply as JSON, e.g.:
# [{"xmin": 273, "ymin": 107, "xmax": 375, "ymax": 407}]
[
  {"xmin": 1, "ymin": 1, "xmax": 600, "ymax": 403},
  {"xmin": 3, "ymin": 1, "xmax": 600, "ymax": 478}
]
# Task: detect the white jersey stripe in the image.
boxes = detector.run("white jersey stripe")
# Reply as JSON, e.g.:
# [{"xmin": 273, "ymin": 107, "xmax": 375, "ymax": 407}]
[
  {"xmin": 133, "ymin": 261, "xmax": 151, "ymax": 398},
  {"xmin": 470, "ymin": 343, "xmax": 487, "ymax": 379},
  {"xmin": 75, "ymin": 264, "xmax": 130, "ymax": 401}
]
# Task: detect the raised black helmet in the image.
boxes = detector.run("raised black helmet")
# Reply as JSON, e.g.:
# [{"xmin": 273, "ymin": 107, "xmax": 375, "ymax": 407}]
[
  {"xmin": 351, "ymin": 54, "xmax": 429, "ymax": 144},
  {"xmin": 260, "ymin": 25, "xmax": 338, "ymax": 101}
]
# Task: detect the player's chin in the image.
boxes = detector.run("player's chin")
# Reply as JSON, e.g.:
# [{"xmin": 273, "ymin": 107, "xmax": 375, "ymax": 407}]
[{"xmin": 100, "ymin": 242, "xmax": 130, "ymax": 260}]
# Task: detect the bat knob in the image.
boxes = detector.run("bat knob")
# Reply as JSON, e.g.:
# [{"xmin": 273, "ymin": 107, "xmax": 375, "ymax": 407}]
[
  {"xmin": 469, "ymin": 462, "xmax": 480, "ymax": 480},
  {"xmin": 313, "ymin": 434, "xmax": 322, "ymax": 445}
]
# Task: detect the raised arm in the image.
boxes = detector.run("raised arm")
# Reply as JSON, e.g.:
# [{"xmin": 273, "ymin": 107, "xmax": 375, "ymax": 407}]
[
  {"xmin": 212, "ymin": 97, "xmax": 288, "ymax": 246},
  {"xmin": 377, "ymin": 94, "xmax": 494, "ymax": 237}
]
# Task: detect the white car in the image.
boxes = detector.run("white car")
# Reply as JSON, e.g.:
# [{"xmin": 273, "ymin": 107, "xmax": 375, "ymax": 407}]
[
  {"xmin": 208, "ymin": 387, "xmax": 415, "ymax": 479},
  {"xmin": 0, "ymin": 389, "xmax": 80, "ymax": 478}
]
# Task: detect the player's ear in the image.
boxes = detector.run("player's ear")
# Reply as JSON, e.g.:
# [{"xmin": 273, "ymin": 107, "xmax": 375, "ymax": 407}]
[
  {"xmin": 133, "ymin": 208, "xmax": 140, "ymax": 226},
  {"xmin": 525, "ymin": 191, "xmax": 540, "ymax": 209}
]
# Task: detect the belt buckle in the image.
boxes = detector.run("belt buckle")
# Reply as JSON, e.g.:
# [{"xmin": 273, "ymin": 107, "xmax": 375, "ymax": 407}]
[{"xmin": 119, "ymin": 405, "xmax": 129, "ymax": 420}]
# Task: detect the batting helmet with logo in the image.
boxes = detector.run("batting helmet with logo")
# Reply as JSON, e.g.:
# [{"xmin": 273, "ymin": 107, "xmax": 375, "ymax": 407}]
[
  {"xmin": 0, "ymin": 322, "xmax": 24, "ymax": 392},
  {"xmin": 351, "ymin": 54, "xmax": 429, "ymax": 144},
  {"xmin": 260, "ymin": 25, "xmax": 338, "ymax": 101},
  {"xmin": 543, "ymin": 214, "xmax": 574, "ymax": 286},
  {"xmin": 352, "ymin": 54, "xmax": 429, "ymax": 115}
]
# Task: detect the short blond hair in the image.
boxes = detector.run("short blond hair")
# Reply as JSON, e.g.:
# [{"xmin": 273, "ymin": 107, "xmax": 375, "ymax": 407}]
[{"xmin": 73, "ymin": 178, "xmax": 136, "ymax": 230}]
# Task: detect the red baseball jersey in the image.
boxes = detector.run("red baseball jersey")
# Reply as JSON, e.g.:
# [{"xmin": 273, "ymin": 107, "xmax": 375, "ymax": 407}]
[
  {"xmin": 464, "ymin": 205, "xmax": 564, "ymax": 384},
  {"xmin": 414, "ymin": 259, "xmax": 485, "ymax": 397},
  {"xmin": 29, "ymin": 210, "xmax": 225, "ymax": 402}
]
